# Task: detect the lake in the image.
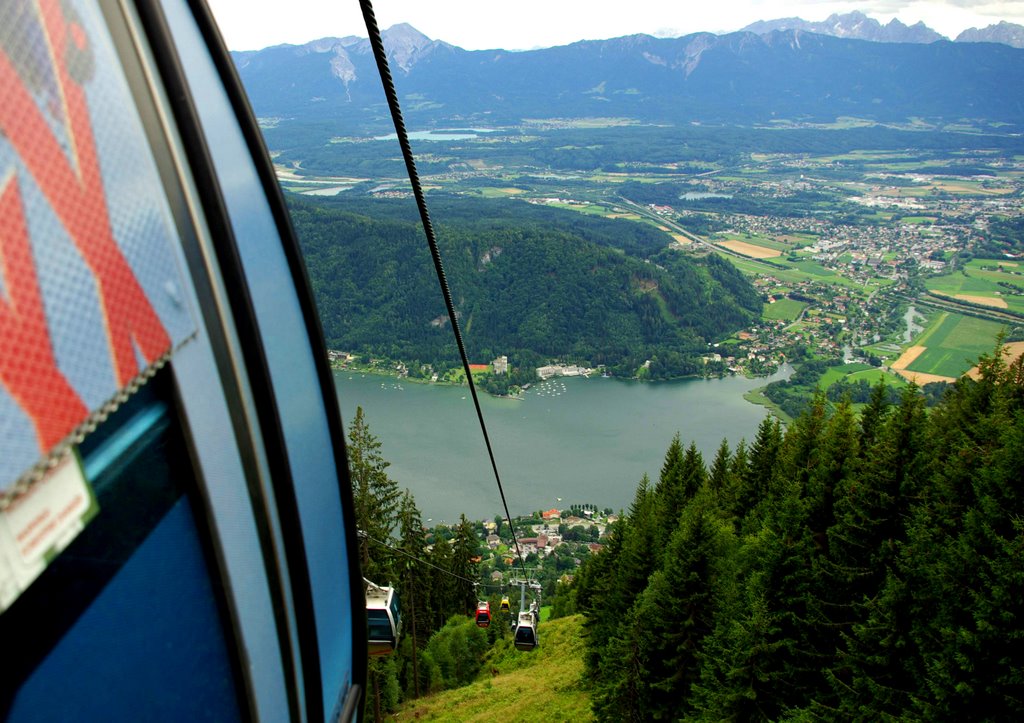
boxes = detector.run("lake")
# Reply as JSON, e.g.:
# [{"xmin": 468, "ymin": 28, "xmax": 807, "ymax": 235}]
[
  {"xmin": 679, "ymin": 192, "xmax": 733, "ymax": 200},
  {"xmin": 332, "ymin": 367, "xmax": 790, "ymax": 522},
  {"xmin": 373, "ymin": 129, "xmax": 495, "ymax": 142}
]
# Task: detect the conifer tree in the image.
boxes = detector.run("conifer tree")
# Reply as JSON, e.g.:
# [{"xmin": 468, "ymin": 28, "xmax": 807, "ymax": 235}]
[
  {"xmin": 858, "ymin": 377, "xmax": 891, "ymax": 453},
  {"xmin": 450, "ymin": 515, "xmax": 480, "ymax": 617},
  {"xmin": 653, "ymin": 434, "xmax": 686, "ymax": 548},
  {"xmin": 428, "ymin": 534, "xmax": 455, "ymax": 629},
  {"xmin": 707, "ymin": 438, "xmax": 732, "ymax": 496},
  {"xmin": 897, "ymin": 350, "xmax": 1024, "ymax": 719},
  {"xmin": 582, "ymin": 476, "xmax": 660, "ymax": 703},
  {"xmin": 738, "ymin": 416, "xmax": 783, "ymax": 532},
  {"xmin": 348, "ymin": 406, "xmax": 402, "ymax": 578},
  {"xmin": 591, "ymin": 604, "xmax": 648, "ymax": 723},
  {"xmin": 633, "ymin": 491, "xmax": 737, "ymax": 719},
  {"xmin": 654, "ymin": 437, "xmax": 707, "ymax": 554},
  {"xmin": 719, "ymin": 439, "xmax": 750, "ymax": 526},
  {"xmin": 832, "ymin": 384, "xmax": 930, "ymax": 718},
  {"xmin": 396, "ymin": 491, "xmax": 432, "ymax": 699},
  {"xmin": 696, "ymin": 471, "xmax": 819, "ymax": 718}
]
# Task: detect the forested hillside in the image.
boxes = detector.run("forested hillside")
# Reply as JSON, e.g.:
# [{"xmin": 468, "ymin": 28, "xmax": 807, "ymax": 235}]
[
  {"xmin": 289, "ymin": 196, "xmax": 760, "ymax": 377},
  {"xmin": 573, "ymin": 343, "xmax": 1024, "ymax": 720}
]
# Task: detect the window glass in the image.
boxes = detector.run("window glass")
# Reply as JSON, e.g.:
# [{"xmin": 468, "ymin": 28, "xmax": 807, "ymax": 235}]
[{"xmin": 1, "ymin": 376, "xmax": 244, "ymax": 721}]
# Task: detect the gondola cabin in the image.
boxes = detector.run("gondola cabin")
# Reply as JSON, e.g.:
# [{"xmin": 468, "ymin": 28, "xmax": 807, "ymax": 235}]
[
  {"xmin": 475, "ymin": 601, "xmax": 492, "ymax": 627},
  {"xmin": 500, "ymin": 596, "xmax": 511, "ymax": 614},
  {"xmin": 514, "ymin": 611, "xmax": 539, "ymax": 651},
  {"xmin": 1, "ymin": 0, "xmax": 365, "ymax": 719},
  {"xmin": 366, "ymin": 585, "xmax": 402, "ymax": 656}
]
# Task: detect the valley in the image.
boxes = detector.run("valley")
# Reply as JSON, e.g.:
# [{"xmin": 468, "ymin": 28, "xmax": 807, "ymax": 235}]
[
  {"xmin": 220, "ymin": 16, "xmax": 1024, "ymax": 721},
  {"xmin": 273, "ymin": 123, "xmax": 1024, "ymax": 417}
]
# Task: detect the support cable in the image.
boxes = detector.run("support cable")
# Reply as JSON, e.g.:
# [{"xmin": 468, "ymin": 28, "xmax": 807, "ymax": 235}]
[
  {"xmin": 359, "ymin": 529, "xmax": 502, "ymax": 590},
  {"xmin": 358, "ymin": 0, "xmax": 528, "ymax": 580}
]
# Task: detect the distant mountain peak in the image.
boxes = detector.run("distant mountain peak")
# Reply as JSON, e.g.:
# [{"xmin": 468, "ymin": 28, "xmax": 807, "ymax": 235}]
[
  {"xmin": 956, "ymin": 21, "xmax": 1024, "ymax": 48},
  {"xmin": 381, "ymin": 23, "xmax": 454, "ymax": 73},
  {"xmin": 742, "ymin": 11, "xmax": 944, "ymax": 44}
]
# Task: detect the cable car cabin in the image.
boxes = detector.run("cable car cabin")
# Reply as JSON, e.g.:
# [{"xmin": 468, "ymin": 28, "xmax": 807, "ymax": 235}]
[
  {"xmin": 1, "ymin": 0, "xmax": 364, "ymax": 719},
  {"xmin": 475, "ymin": 601, "xmax": 492, "ymax": 627},
  {"xmin": 514, "ymin": 611, "xmax": 539, "ymax": 651},
  {"xmin": 500, "ymin": 596, "xmax": 511, "ymax": 614},
  {"xmin": 366, "ymin": 585, "xmax": 402, "ymax": 655}
]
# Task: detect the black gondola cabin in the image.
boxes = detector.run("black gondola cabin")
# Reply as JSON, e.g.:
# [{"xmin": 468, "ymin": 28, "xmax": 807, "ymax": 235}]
[{"xmin": 514, "ymin": 611, "xmax": 538, "ymax": 650}]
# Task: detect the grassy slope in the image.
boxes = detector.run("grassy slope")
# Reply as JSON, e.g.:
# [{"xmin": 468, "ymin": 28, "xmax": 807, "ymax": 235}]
[{"xmin": 392, "ymin": 615, "xmax": 591, "ymax": 722}]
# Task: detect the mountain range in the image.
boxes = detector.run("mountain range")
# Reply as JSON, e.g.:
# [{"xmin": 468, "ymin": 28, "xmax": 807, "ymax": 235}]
[
  {"xmin": 233, "ymin": 20, "xmax": 1024, "ymax": 132},
  {"xmin": 741, "ymin": 11, "xmax": 1024, "ymax": 47}
]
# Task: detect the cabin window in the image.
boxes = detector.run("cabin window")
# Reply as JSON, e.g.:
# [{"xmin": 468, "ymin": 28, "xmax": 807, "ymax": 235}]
[
  {"xmin": 367, "ymin": 610, "xmax": 394, "ymax": 641},
  {"xmin": 1, "ymin": 374, "xmax": 245, "ymax": 720}
]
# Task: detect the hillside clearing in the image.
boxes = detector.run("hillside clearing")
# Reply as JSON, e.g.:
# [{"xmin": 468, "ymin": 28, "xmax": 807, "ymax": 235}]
[{"xmin": 392, "ymin": 615, "xmax": 591, "ymax": 722}]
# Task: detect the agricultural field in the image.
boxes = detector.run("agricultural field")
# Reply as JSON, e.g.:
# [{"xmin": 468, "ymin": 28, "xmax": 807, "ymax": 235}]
[
  {"xmin": 901, "ymin": 312, "xmax": 1008, "ymax": 380},
  {"xmin": 479, "ymin": 187, "xmax": 527, "ymax": 197},
  {"xmin": 925, "ymin": 261, "xmax": 1024, "ymax": 314},
  {"xmin": 716, "ymin": 238, "xmax": 782, "ymax": 258},
  {"xmin": 818, "ymin": 363, "xmax": 895, "ymax": 388},
  {"xmin": 763, "ymin": 297, "xmax": 807, "ymax": 322}
]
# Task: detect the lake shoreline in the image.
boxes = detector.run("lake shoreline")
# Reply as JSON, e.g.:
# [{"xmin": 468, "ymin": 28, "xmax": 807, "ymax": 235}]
[{"xmin": 332, "ymin": 366, "xmax": 792, "ymax": 520}]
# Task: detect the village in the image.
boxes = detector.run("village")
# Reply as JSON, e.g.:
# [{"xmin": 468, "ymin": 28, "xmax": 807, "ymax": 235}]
[{"xmin": 669, "ymin": 150, "xmax": 1024, "ymax": 377}]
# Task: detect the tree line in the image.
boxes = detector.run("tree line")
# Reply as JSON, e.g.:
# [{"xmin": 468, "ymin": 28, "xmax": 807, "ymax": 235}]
[
  {"xmin": 348, "ymin": 405, "xmax": 554, "ymax": 720},
  {"xmin": 266, "ymin": 123, "xmax": 1024, "ymax": 180},
  {"xmin": 571, "ymin": 342, "xmax": 1024, "ymax": 720}
]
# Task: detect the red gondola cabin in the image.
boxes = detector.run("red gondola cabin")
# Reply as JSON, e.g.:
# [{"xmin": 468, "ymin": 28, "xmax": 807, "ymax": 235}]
[{"xmin": 475, "ymin": 601, "xmax": 491, "ymax": 627}]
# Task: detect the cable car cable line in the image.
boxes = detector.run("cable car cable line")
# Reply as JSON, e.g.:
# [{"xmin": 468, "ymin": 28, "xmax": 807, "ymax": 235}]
[
  {"xmin": 358, "ymin": 529, "xmax": 482, "ymax": 587},
  {"xmin": 358, "ymin": 0, "xmax": 528, "ymax": 581},
  {"xmin": 359, "ymin": 529, "xmax": 522, "ymax": 598}
]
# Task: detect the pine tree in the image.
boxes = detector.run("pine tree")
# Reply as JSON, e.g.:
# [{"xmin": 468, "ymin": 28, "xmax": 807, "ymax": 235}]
[
  {"xmin": 581, "ymin": 475, "xmax": 661, "ymax": 708},
  {"xmin": 653, "ymin": 433, "xmax": 686, "ymax": 546},
  {"xmin": 832, "ymin": 384, "xmax": 930, "ymax": 718},
  {"xmin": 858, "ymin": 377, "xmax": 891, "ymax": 453},
  {"xmin": 898, "ymin": 349, "xmax": 1024, "ymax": 718},
  {"xmin": 395, "ymin": 491, "xmax": 432, "ymax": 699},
  {"xmin": 348, "ymin": 406, "xmax": 402, "ymax": 579},
  {"xmin": 428, "ymin": 534, "xmax": 455, "ymax": 629},
  {"xmin": 635, "ymin": 491, "xmax": 737, "ymax": 719},
  {"xmin": 739, "ymin": 416, "xmax": 784, "ymax": 532},
  {"xmin": 707, "ymin": 438, "xmax": 732, "ymax": 497},
  {"xmin": 449, "ymin": 515, "xmax": 480, "ymax": 617},
  {"xmin": 654, "ymin": 436, "xmax": 707, "ymax": 554},
  {"xmin": 696, "ymin": 475, "xmax": 819, "ymax": 719},
  {"xmin": 778, "ymin": 389, "xmax": 828, "ymax": 492}
]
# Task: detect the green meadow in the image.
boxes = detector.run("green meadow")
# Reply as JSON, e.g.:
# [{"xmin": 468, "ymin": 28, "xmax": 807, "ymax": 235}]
[{"xmin": 908, "ymin": 312, "xmax": 1008, "ymax": 378}]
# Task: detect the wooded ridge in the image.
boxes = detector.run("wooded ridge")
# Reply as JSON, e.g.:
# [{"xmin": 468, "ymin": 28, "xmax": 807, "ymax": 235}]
[{"xmin": 290, "ymin": 196, "xmax": 761, "ymax": 378}]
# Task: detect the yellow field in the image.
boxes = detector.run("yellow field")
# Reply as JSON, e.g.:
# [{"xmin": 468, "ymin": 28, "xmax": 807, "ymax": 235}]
[
  {"xmin": 895, "ymin": 369, "xmax": 957, "ymax": 384},
  {"xmin": 717, "ymin": 240, "xmax": 782, "ymax": 259},
  {"xmin": 955, "ymin": 294, "xmax": 1008, "ymax": 309},
  {"xmin": 891, "ymin": 345, "xmax": 926, "ymax": 371},
  {"xmin": 967, "ymin": 341, "xmax": 1024, "ymax": 379},
  {"xmin": 891, "ymin": 344, "xmax": 957, "ymax": 382},
  {"xmin": 671, "ymin": 234, "xmax": 691, "ymax": 245}
]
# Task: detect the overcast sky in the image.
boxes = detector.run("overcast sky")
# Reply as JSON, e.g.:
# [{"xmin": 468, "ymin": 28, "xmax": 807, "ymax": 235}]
[{"xmin": 206, "ymin": 0, "xmax": 1024, "ymax": 52}]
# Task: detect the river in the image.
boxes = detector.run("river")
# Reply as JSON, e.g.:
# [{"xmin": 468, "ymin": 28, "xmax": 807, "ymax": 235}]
[
  {"xmin": 332, "ymin": 367, "xmax": 791, "ymax": 522},
  {"xmin": 904, "ymin": 304, "xmax": 925, "ymax": 344}
]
